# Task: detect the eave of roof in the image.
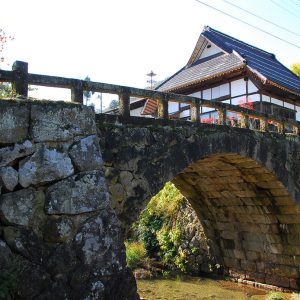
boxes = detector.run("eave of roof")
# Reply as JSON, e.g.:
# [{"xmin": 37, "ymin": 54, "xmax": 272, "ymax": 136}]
[{"xmin": 202, "ymin": 26, "xmax": 300, "ymax": 95}]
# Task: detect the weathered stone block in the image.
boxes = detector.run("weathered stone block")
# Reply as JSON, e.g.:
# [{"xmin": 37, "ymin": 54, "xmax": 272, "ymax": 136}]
[
  {"xmin": 241, "ymin": 260, "xmax": 257, "ymax": 272},
  {"xmin": 265, "ymin": 275, "xmax": 290, "ymax": 288},
  {"xmin": 69, "ymin": 135, "xmax": 103, "ymax": 172},
  {"xmin": 31, "ymin": 101, "xmax": 96, "ymax": 142},
  {"xmin": 0, "ymin": 166, "xmax": 18, "ymax": 191},
  {"xmin": 43, "ymin": 216, "xmax": 76, "ymax": 243},
  {"xmin": 0, "ymin": 188, "xmax": 45, "ymax": 226},
  {"xmin": 223, "ymin": 257, "xmax": 241, "ymax": 269},
  {"xmin": 277, "ymin": 214, "xmax": 300, "ymax": 224},
  {"xmin": 0, "ymin": 239, "xmax": 12, "ymax": 269},
  {"xmin": 45, "ymin": 171, "xmax": 109, "ymax": 215},
  {"xmin": 0, "ymin": 99, "xmax": 29, "ymax": 144},
  {"xmin": 3, "ymin": 226, "xmax": 50, "ymax": 262},
  {"xmin": 19, "ymin": 144, "xmax": 74, "ymax": 187},
  {"xmin": 0, "ymin": 140, "xmax": 35, "ymax": 168},
  {"xmin": 246, "ymin": 251, "xmax": 261, "ymax": 261},
  {"xmin": 74, "ymin": 208, "xmax": 125, "ymax": 275}
]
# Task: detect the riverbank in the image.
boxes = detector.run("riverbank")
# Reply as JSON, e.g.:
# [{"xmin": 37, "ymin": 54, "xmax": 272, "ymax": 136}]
[{"xmin": 137, "ymin": 275, "xmax": 297, "ymax": 300}]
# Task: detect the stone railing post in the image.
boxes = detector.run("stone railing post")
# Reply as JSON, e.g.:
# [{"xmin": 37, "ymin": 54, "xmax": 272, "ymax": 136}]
[
  {"xmin": 240, "ymin": 114, "xmax": 250, "ymax": 129},
  {"xmin": 119, "ymin": 92, "xmax": 130, "ymax": 118},
  {"xmin": 277, "ymin": 122, "xmax": 285, "ymax": 135},
  {"xmin": 292, "ymin": 124, "xmax": 300, "ymax": 136},
  {"xmin": 157, "ymin": 96, "xmax": 168, "ymax": 119},
  {"xmin": 12, "ymin": 61, "xmax": 28, "ymax": 98},
  {"xmin": 190, "ymin": 101, "xmax": 200, "ymax": 123},
  {"xmin": 217, "ymin": 108, "xmax": 227, "ymax": 125},
  {"xmin": 71, "ymin": 80, "xmax": 83, "ymax": 104},
  {"xmin": 259, "ymin": 117, "xmax": 269, "ymax": 132}
]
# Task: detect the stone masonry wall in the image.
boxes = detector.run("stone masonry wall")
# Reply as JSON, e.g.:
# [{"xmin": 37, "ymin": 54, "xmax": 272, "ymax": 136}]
[
  {"xmin": 97, "ymin": 115, "xmax": 300, "ymax": 290},
  {"xmin": 174, "ymin": 199, "xmax": 216, "ymax": 275},
  {"xmin": 0, "ymin": 99, "xmax": 138, "ymax": 300}
]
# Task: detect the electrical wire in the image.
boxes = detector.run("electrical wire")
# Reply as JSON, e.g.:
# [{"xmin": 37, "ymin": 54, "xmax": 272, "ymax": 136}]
[
  {"xmin": 222, "ymin": 0, "xmax": 300, "ymax": 37},
  {"xmin": 194, "ymin": 0, "xmax": 300, "ymax": 49},
  {"xmin": 270, "ymin": 0, "xmax": 300, "ymax": 20}
]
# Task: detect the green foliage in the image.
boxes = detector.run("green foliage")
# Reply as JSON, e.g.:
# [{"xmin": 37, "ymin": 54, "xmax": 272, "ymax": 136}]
[
  {"xmin": 132, "ymin": 182, "xmax": 188, "ymax": 272},
  {"xmin": 135, "ymin": 211, "xmax": 163, "ymax": 258},
  {"xmin": 146, "ymin": 182, "xmax": 184, "ymax": 217},
  {"xmin": 156, "ymin": 225, "xmax": 187, "ymax": 272},
  {"xmin": 266, "ymin": 291, "xmax": 285, "ymax": 300},
  {"xmin": 0, "ymin": 82, "xmax": 12, "ymax": 98},
  {"xmin": 125, "ymin": 241, "xmax": 146, "ymax": 269},
  {"xmin": 291, "ymin": 62, "xmax": 300, "ymax": 77},
  {"xmin": 108, "ymin": 99, "xmax": 119, "ymax": 110}
]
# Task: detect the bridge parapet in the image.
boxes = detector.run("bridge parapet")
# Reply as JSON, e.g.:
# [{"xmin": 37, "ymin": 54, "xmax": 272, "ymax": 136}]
[{"xmin": 1, "ymin": 61, "xmax": 299, "ymax": 136}]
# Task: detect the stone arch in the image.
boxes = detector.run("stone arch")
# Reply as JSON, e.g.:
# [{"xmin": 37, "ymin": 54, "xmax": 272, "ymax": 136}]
[
  {"xmin": 98, "ymin": 119, "xmax": 300, "ymax": 289},
  {"xmin": 173, "ymin": 153, "xmax": 300, "ymax": 288}
]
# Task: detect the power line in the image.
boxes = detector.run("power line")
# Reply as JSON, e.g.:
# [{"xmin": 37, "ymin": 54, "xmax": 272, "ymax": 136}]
[
  {"xmin": 194, "ymin": 0, "xmax": 300, "ymax": 49},
  {"xmin": 270, "ymin": 0, "xmax": 300, "ymax": 20},
  {"xmin": 222, "ymin": 0, "xmax": 300, "ymax": 37}
]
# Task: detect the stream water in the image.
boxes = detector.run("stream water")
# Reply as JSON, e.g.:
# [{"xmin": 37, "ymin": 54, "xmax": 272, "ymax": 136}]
[{"xmin": 137, "ymin": 276, "xmax": 297, "ymax": 300}]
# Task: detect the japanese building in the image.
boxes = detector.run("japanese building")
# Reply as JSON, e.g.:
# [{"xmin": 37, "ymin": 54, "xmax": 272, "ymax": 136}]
[{"xmin": 139, "ymin": 26, "xmax": 300, "ymax": 124}]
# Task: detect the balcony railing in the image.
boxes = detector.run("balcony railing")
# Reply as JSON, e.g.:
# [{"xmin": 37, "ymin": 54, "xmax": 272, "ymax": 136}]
[{"xmin": 0, "ymin": 60, "xmax": 299, "ymax": 136}]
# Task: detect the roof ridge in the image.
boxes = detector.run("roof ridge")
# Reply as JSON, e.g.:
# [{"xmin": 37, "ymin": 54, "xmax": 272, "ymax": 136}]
[{"xmin": 204, "ymin": 26, "xmax": 275, "ymax": 58}]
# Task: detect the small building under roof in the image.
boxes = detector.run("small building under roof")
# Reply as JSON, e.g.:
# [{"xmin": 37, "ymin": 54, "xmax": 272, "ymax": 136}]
[{"xmin": 141, "ymin": 26, "xmax": 300, "ymax": 122}]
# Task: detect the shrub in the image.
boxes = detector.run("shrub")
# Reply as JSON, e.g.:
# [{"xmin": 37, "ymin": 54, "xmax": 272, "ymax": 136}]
[
  {"xmin": 125, "ymin": 241, "xmax": 147, "ymax": 269},
  {"xmin": 266, "ymin": 291, "xmax": 285, "ymax": 300}
]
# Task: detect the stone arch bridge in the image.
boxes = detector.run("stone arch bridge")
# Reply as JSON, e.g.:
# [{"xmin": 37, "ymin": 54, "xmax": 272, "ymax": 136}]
[
  {"xmin": 0, "ymin": 98, "xmax": 300, "ymax": 299},
  {"xmin": 98, "ymin": 114, "xmax": 300, "ymax": 291},
  {"xmin": 0, "ymin": 62, "xmax": 300, "ymax": 299}
]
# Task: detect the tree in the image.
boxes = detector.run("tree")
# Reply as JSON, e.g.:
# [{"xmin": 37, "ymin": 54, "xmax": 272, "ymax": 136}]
[
  {"xmin": 0, "ymin": 28, "xmax": 14, "ymax": 67},
  {"xmin": 83, "ymin": 76, "xmax": 94, "ymax": 105},
  {"xmin": 108, "ymin": 99, "xmax": 119, "ymax": 110},
  {"xmin": 291, "ymin": 62, "xmax": 300, "ymax": 77},
  {"xmin": 0, "ymin": 29, "xmax": 14, "ymax": 98}
]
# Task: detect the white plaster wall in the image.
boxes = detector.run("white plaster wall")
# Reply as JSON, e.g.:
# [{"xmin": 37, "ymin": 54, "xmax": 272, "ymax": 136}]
[
  {"xmin": 262, "ymin": 95, "xmax": 270, "ymax": 103},
  {"xmin": 271, "ymin": 97, "xmax": 283, "ymax": 106},
  {"xmin": 180, "ymin": 109, "xmax": 190, "ymax": 118},
  {"xmin": 231, "ymin": 79, "xmax": 246, "ymax": 97},
  {"xmin": 168, "ymin": 101, "xmax": 179, "ymax": 114},
  {"xmin": 296, "ymin": 106, "xmax": 300, "ymax": 121},
  {"xmin": 189, "ymin": 92, "xmax": 201, "ymax": 98},
  {"xmin": 203, "ymin": 89, "xmax": 211, "ymax": 100},
  {"xmin": 284, "ymin": 102, "xmax": 294, "ymax": 110},
  {"xmin": 200, "ymin": 43, "xmax": 223, "ymax": 59},
  {"xmin": 212, "ymin": 83, "xmax": 229, "ymax": 99},
  {"xmin": 248, "ymin": 80, "xmax": 258, "ymax": 93}
]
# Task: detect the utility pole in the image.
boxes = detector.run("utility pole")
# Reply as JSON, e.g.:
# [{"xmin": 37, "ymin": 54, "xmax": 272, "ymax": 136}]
[{"xmin": 147, "ymin": 70, "xmax": 157, "ymax": 89}]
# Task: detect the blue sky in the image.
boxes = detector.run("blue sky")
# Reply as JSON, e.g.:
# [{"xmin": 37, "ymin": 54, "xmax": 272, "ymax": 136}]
[{"xmin": 1, "ymin": 0, "xmax": 299, "ymax": 108}]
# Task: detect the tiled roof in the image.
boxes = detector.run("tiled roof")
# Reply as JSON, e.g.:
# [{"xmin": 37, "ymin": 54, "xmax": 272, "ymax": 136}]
[
  {"xmin": 157, "ymin": 52, "xmax": 245, "ymax": 92},
  {"xmin": 157, "ymin": 26, "xmax": 300, "ymax": 95},
  {"xmin": 202, "ymin": 27, "xmax": 300, "ymax": 95}
]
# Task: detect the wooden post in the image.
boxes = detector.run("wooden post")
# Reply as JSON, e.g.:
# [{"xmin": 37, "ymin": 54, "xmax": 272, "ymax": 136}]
[
  {"xmin": 240, "ymin": 114, "xmax": 250, "ymax": 129},
  {"xmin": 190, "ymin": 101, "xmax": 200, "ymax": 123},
  {"xmin": 260, "ymin": 117, "xmax": 268, "ymax": 132},
  {"xmin": 119, "ymin": 92, "xmax": 130, "ymax": 118},
  {"xmin": 157, "ymin": 96, "xmax": 168, "ymax": 119},
  {"xmin": 71, "ymin": 80, "xmax": 83, "ymax": 104},
  {"xmin": 12, "ymin": 61, "xmax": 28, "ymax": 98},
  {"xmin": 217, "ymin": 108, "xmax": 227, "ymax": 125}
]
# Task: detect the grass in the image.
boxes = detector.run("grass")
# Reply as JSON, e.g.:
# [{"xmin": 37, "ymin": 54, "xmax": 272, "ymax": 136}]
[{"xmin": 125, "ymin": 241, "xmax": 147, "ymax": 269}]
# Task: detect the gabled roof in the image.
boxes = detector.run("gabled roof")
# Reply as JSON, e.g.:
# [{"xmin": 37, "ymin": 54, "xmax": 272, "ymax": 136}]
[
  {"xmin": 157, "ymin": 26, "xmax": 300, "ymax": 96},
  {"xmin": 157, "ymin": 52, "xmax": 245, "ymax": 92}
]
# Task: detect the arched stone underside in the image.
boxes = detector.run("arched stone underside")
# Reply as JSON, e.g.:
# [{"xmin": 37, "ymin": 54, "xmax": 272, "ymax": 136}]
[
  {"xmin": 173, "ymin": 154, "xmax": 300, "ymax": 289},
  {"xmin": 98, "ymin": 116, "xmax": 300, "ymax": 290}
]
